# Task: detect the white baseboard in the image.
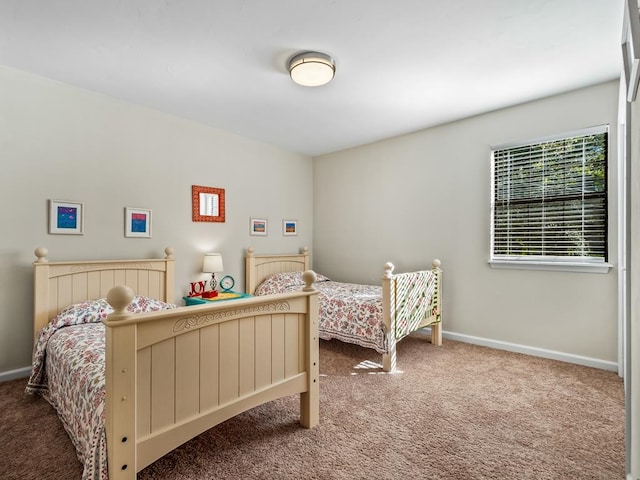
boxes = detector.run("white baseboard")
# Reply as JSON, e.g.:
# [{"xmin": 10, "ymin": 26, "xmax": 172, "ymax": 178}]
[
  {"xmin": 418, "ymin": 327, "xmax": 618, "ymax": 372},
  {"xmin": 0, "ymin": 366, "xmax": 31, "ymax": 383}
]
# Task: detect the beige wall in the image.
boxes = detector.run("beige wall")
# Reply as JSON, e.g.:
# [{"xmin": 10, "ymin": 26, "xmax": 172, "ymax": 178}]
[
  {"xmin": 0, "ymin": 66, "xmax": 621, "ymax": 375},
  {"xmin": 313, "ymin": 80, "xmax": 620, "ymax": 366},
  {"xmin": 0, "ymin": 66, "xmax": 314, "ymax": 373}
]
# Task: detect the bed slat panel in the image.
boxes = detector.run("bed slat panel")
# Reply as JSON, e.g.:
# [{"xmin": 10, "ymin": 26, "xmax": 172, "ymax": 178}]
[
  {"xmin": 271, "ymin": 314, "xmax": 285, "ymax": 382},
  {"xmin": 156, "ymin": 271, "xmax": 165, "ymax": 300},
  {"xmin": 151, "ymin": 339, "xmax": 175, "ymax": 432},
  {"xmin": 284, "ymin": 314, "xmax": 299, "ymax": 378},
  {"xmin": 114, "ymin": 270, "xmax": 126, "ymax": 290},
  {"xmin": 48, "ymin": 280, "xmax": 59, "ymax": 326},
  {"xmin": 57, "ymin": 276, "xmax": 72, "ymax": 315},
  {"xmin": 218, "ymin": 321, "xmax": 239, "ymax": 405},
  {"xmin": 175, "ymin": 331, "xmax": 200, "ymax": 422},
  {"xmin": 199, "ymin": 325, "xmax": 220, "ymax": 410},
  {"xmin": 100, "ymin": 271, "xmax": 115, "ymax": 298},
  {"xmin": 72, "ymin": 273, "xmax": 88, "ymax": 305},
  {"xmin": 137, "ymin": 271, "xmax": 150, "ymax": 298},
  {"xmin": 239, "ymin": 317, "xmax": 256, "ymax": 397},
  {"xmin": 87, "ymin": 271, "xmax": 101, "ymax": 300},
  {"xmin": 150, "ymin": 270, "xmax": 163, "ymax": 300},
  {"xmin": 125, "ymin": 270, "xmax": 139, "ymax": 297},
  {"xmin": 255, "ymin": 316, "xmax": 272, "ymax": 389},
  {"xmin": 137, "ymin": 348, "xmax": 152, "ymax": 437}
]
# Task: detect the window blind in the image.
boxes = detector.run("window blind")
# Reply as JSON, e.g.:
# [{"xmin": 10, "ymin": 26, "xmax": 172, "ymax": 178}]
[{"xmin": 491, "ymin": 126, "xmax": 608, "ymax": 262}]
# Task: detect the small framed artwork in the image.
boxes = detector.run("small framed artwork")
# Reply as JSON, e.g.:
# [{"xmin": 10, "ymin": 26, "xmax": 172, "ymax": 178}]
[
  {"xmin": 282, "ymin": 219, "xmax": 298, "ymax": 236},
  {"xmin": 250, "ymin": 217, "xmax": 268, "ymax": 236},
  {"xmin": 192, "ymin": 185, "xmax": 225, "ymax": 223},
  {"xmin": 125, "ymin": 207, "xmax": 152, "ymax": 238},
  {"xmin": 49, "ymin": 200, "xmax": 84, "ymax": 235}
]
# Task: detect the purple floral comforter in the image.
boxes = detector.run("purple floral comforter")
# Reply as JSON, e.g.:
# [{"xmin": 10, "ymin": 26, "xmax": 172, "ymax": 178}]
[
  {"xmin": 255, "ymin": 271, "xmax": 388, "ymax": 353},
  {"xmin": 26, "ymin": 296, "xmax": 176, "ymax": 480}
]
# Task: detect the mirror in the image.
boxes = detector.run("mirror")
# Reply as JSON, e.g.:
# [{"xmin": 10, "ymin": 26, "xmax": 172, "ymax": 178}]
[
  {"xmin": 192, "ymin": 185, "xmax": 226, "ymax": 222},
  {"xmin": 199, "ymin": 192, "xmax": 219, "ymax": 217}
]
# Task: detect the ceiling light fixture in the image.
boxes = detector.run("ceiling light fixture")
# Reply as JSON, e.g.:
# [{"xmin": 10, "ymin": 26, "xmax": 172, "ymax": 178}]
[{"xmin": 288, "ymin": 51, "xmax": 335, "ymax": 87}]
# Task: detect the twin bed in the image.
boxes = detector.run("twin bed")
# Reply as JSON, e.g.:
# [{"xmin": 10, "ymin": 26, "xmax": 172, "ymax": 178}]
[
  {"xmin": 27, "ymin": 246, "xmax": 442, "ymax": 479},
  {"xmin": 27, "ymin": 247, "xmax": 319, "ymax": 480},
  {"xmin": 246, "ymin": 247, "xmax": 442, "ymax": 372}
]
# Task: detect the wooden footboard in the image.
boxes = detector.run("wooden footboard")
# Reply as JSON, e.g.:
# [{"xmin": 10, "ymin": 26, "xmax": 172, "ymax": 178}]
[
  {"xmin": 382, "ymin": 259, "xmax": 442, "ymax": 372},
  {"xmin": 104, "ymin": 281, "xmax": 319, "ymax": 479}
]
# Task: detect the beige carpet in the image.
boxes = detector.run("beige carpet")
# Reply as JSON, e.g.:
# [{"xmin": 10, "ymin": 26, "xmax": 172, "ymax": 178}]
[{"xmin": 0, "ymin": 335, "xmax": 625, "ymax": 480}]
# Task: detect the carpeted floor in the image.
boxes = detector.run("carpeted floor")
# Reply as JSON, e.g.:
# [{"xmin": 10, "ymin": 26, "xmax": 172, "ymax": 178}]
[{"xmin": 0, "ymin": 335, "xmax": 625, "ymax": 480}]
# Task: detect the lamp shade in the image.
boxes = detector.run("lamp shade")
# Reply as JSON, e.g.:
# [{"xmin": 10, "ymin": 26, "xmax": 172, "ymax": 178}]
[
  {"xmin": 289, "ymin": 51, "xmax": 335, "ymax": 87},
  {"xmin": 203, "ymin": 253, "xmax": 224, "ymax": 273}
]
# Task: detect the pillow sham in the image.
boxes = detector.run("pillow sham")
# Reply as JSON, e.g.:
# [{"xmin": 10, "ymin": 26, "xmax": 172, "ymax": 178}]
[{"xmin": 255, "ymin": 271, "xmax": 330, "ymax": 296}]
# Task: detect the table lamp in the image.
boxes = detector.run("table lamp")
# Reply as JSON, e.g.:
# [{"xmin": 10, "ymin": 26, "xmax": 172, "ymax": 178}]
[{"xmin": 202, "ymin": 253, "xmax": 224, "ymax": 292}]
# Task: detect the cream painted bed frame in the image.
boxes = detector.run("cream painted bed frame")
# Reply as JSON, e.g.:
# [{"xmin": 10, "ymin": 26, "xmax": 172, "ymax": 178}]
[
  {"xmin": 245, "ymin": 247, "xmax": 442, "ymax": 372},
  {"xmin": 33, "ymin": 247, "xmax": 319, "ymax": 480}
]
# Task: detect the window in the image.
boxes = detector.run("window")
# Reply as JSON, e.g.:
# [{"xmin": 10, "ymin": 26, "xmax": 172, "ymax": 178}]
[{"xmin": 490, "ymin": 125, "xmax": 609, "ymax": 272}]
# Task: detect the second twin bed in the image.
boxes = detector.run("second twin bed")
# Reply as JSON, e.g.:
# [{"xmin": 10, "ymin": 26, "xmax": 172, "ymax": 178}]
[{"xmin": 246, "ymin": 247, "xmax": 442, "ymax": 372}]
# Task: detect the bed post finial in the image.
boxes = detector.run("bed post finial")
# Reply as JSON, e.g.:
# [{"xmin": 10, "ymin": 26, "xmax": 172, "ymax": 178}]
[
  {"xmin": 34, "ymin": 247, "xmax": 49, "ymax": 263},
  {"xmin": 432, "ymin": 259, "xmax": 441, "ymax": 269},
  {"xmin": 301, "ymin": 246, "xmax": 309, "ymax": 255},
  {"xmin": 164, "ymin": 247, "xmax": 175, "ymax": 259},
  {"xmin": 383, "ymin": 262, "xmax": 395, "ymax": 279},
  {"xmin": 302, "ymin": 270, "xmax": 317, "ymax": 291},
  {"xmin": 247, "ymin": 247, "xmax": 255, "ymax": 257},
  {"xmin": 106, "ymin": 286, "xmax": 135, "ymax": 321}
]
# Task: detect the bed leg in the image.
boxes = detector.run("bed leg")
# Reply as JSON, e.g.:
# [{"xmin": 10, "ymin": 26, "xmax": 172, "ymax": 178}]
[
  {"xmin": 431, "ymin": 322, "xmax": 442, "ymax": 346},
  {"xmin": 104, "ymin": 287, "xmax": 137, "ymax": 480},
  {"xmin": 300, "ymin": 289, "xmax": 319, "ymax": 428},
  {"xmin": 300, "ymin": 390, "xmax": 318, "ymax": 428},
  {"xmin": 300, "ymin": 354, "xmax": 319, "ymax": 427},
  {"xmin": 382, "ymin": 336, "xmax": 397, "ymax": 373}
]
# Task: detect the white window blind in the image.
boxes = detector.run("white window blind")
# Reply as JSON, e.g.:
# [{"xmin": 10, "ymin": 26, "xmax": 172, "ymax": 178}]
[{"xmin": 491, "ymin": 126, "xmax": 608, "ymax": 264}]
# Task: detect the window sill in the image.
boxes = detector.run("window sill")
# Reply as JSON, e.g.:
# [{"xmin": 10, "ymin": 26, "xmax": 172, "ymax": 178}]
[{"xmin": 488, "ymin": 259, "xmax": 613, "ymax": 274}]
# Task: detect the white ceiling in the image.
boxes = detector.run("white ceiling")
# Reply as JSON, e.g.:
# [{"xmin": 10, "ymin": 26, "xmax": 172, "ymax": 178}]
[{"xmin": 0, "ymin": 0, "xmax": 624, "ymax": 156}]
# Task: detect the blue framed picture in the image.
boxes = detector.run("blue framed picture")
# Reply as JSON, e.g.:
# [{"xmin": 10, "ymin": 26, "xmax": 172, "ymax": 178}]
[
  {"xmin": 49, "ymin": 200, "xmax": 84, "ymax": 235},
  {"xmin": 125, "ymin": 207, "xmax": 152, "ymax": 238}
]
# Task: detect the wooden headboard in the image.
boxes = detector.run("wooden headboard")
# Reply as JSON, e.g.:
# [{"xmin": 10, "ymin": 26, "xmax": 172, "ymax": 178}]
[
  {"xmin": 245, "ymin": 246, "xmax": 310, "ymax": 294},
  {"xmin": 32, "ymin": 247, "xmax": 175, "ymax": 340}
]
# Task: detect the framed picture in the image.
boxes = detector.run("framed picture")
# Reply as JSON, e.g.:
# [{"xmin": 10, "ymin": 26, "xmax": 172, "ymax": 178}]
[
  {"xmin": 48, "ymin": 200, "xmax": 84, "ymax": 235},
  {"xmin": 623, "ymin": 0, "xmax": 640, "ymax": 101},
  {"xmin": 282, "ymin": 219, "xmax": 298, "ymax": 236},
  {"xmin": 250, "ymin": 217, "xmax": 268, "ymax": 236},
  {"xmin": 125, "ymin": 207, "xmax": 152, "ymax": 238},
  {"xmin": 192, "ymin": 185, "xmax": 225, "ymax": 223}
]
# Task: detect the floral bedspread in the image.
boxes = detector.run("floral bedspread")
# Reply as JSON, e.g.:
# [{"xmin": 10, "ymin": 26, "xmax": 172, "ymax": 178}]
[
  {"xmin": 44, "ymin": 323, "xmax": 108, "ymax": 480},
  {"xmin": 26, "ymin": 296, "xmax": 176, "ymax": 480},
  {"xmin": 255, "ymin": 272, "xmax": 388, "ymax": 353}
]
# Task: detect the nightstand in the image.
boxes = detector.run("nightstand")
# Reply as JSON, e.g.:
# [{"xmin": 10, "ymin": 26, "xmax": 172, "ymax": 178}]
[{"xmin": 183, "ymin": 291, "xmax": 252, "ymax": 306}]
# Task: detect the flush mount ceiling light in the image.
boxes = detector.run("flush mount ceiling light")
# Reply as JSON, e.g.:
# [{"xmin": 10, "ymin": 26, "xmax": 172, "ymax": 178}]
[{"xmin": 288, "ymin": 51, "xmax": 335, "ymax": 87}]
